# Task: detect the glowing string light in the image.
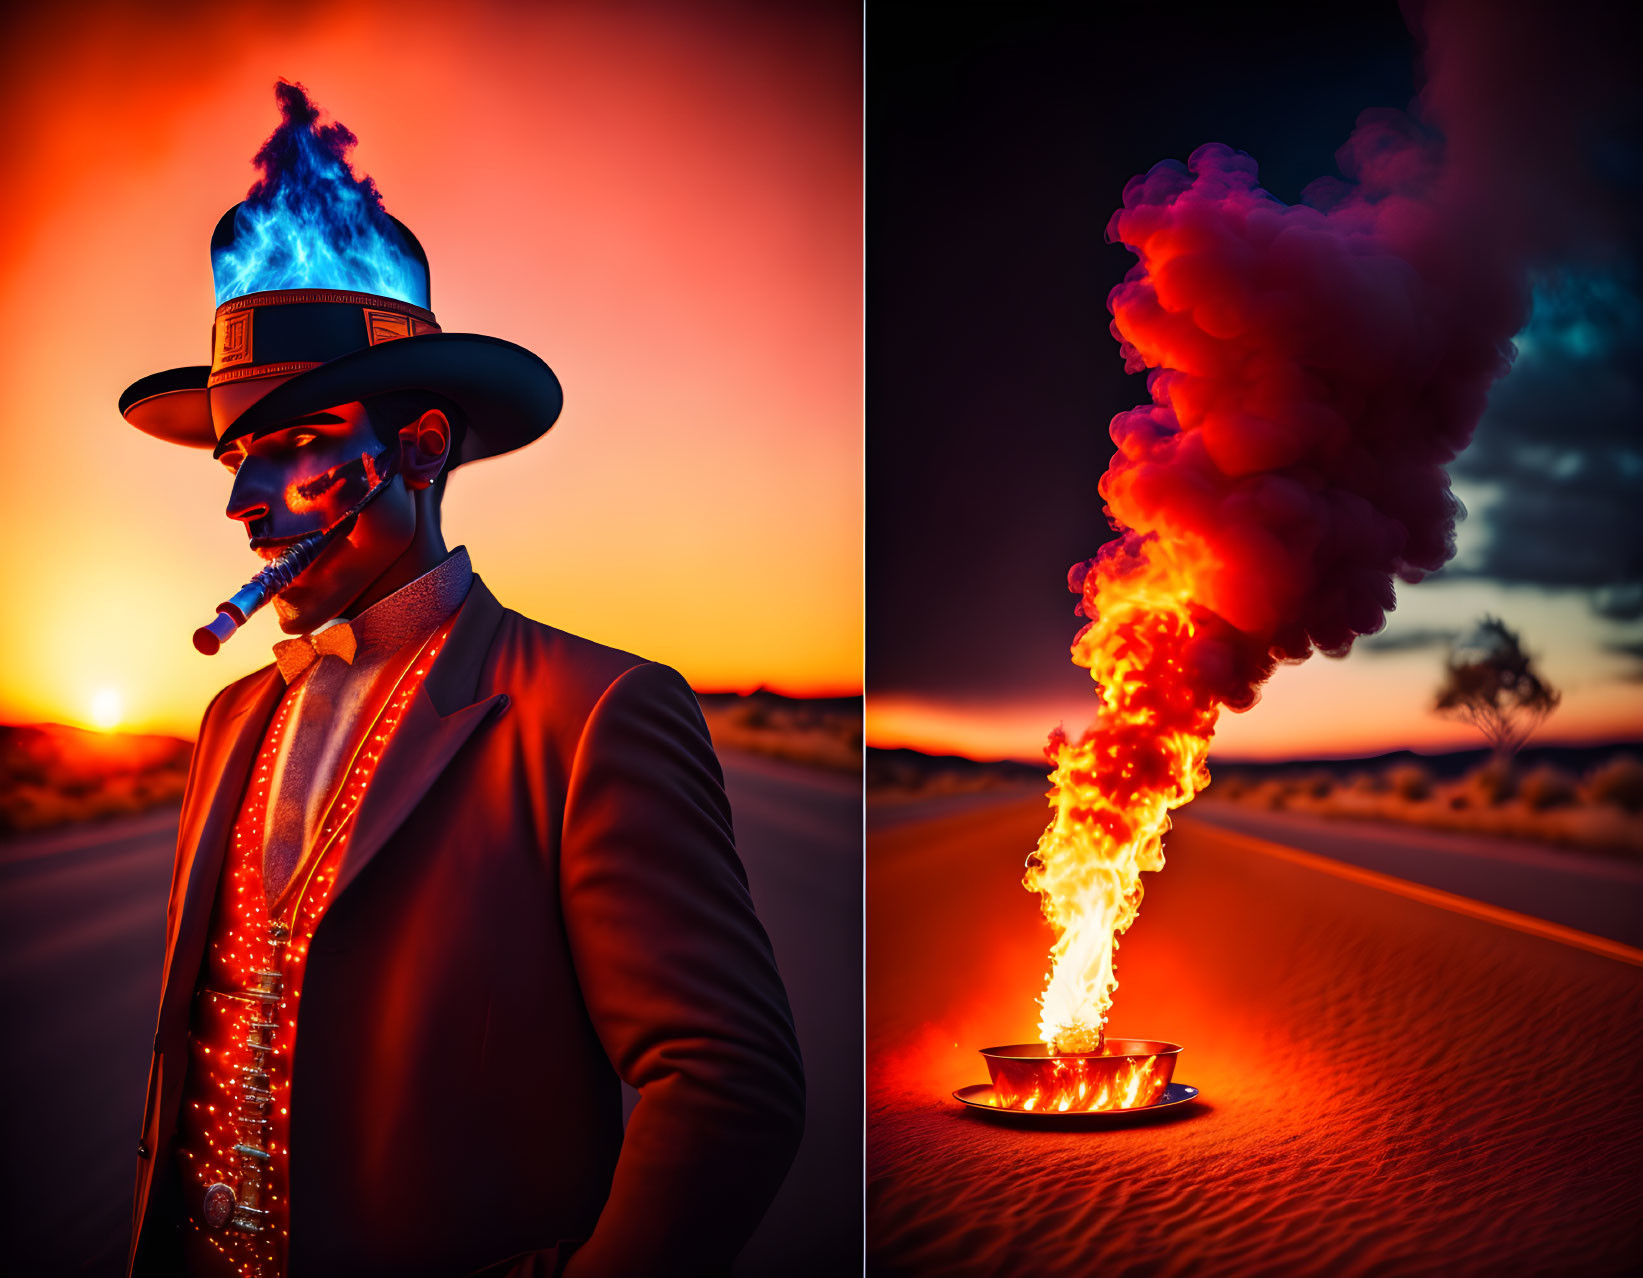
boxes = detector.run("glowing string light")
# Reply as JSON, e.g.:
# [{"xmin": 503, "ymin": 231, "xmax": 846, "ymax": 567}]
[{"xmin": 175, "ymin": 617, "xmax": 455, "ymax": 1274}]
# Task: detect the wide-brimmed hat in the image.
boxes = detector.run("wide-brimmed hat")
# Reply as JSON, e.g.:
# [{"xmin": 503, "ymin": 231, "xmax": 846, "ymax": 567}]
[{"xmin": 118, "ymin": 201, "xmax": 562, "ymax": 468}]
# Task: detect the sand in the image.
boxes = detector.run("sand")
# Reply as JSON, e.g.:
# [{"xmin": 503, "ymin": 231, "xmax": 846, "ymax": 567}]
[{"xmin": 868, "ymin": 797, "xmax": 1643, "ymax": 1276}]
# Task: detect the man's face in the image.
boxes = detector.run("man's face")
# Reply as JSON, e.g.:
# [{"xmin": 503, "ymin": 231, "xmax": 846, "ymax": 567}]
[{"xmin": 220, "ymin": 400, "xmax": 418, "ymax": 633}]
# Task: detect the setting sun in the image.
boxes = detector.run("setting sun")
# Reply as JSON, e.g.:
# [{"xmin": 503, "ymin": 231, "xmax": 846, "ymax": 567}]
[{"xmin": 89, "ymin": 688, "xmax": 123, "ymax": 732}]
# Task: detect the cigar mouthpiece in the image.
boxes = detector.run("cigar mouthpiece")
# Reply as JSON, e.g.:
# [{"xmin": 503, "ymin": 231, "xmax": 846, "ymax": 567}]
[{"xmin": 194, "ymin": 611, "xmax": 241, "ymax": 655}]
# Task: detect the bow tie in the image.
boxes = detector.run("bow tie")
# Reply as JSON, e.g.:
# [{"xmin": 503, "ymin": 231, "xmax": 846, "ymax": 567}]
[{"xmin": 273, "ymin": 622, "xmax": 358, "ymax": 683}]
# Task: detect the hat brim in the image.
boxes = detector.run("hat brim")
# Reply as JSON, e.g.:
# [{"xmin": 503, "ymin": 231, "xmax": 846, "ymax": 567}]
[
  {"xmin": 118, "ymin": 366, "xmax": 216, "ymax": 449},
  {"xmin": 119, "ymin": 333, "xmax": 563, "ymax": 466}
]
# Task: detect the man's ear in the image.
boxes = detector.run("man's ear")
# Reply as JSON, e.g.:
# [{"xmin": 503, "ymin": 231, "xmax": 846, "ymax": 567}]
[{"xmin": 399, "ymin": 409, "xmax": 451, "ymax": 491}]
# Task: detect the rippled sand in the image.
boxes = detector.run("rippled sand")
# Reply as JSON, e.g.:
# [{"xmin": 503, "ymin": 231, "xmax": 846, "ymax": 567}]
[{"xmin": 867, "ymin": 798, "xmax": 1643, "ymax": 1276}]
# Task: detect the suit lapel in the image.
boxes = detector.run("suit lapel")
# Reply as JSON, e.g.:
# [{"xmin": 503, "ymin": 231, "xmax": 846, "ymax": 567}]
[
  {"xmin": 331, "ymin": 688, "xmax": 507, "ymax": 900},
  {"xmin": 157, "ymin": 667, "xmax": 283, "ymax": 1039},
  {"xmin": 330, "ymin": 575, "xmax": 509, "ymax": 902}
]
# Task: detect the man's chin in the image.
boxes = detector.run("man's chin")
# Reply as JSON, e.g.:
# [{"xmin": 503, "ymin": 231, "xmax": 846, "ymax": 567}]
[
  {"xmin": 273, "ymin": 591, "xmax": 327, "ymax": 633},
  {"xmin": 273, "ymin": 575, "xmax": 367, "ymax": 633}
]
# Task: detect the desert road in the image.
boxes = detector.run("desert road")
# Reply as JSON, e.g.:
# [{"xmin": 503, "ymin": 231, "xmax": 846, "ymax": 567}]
[
  {"xmin": 0, "ymin": 751, "xmax": 862, "ymax": 1278},
  {"xmin": 867, "ymin": 796, "xmax": 1643, "ymax": 1277}
]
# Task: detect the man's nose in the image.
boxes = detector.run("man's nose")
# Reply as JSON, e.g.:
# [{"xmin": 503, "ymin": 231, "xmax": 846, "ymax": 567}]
[{"xmin": 226, "ymin": 467, "xmax": 273, "ymax": 527}]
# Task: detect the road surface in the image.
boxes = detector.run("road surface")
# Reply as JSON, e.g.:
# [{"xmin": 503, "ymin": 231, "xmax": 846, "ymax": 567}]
[
  {"xmin": 1190, "ymin": 799, "xmax": 1643, "ymax": 949},
  {"xmin": 0, "ymin": 751, "xmax": 861, "ymax": 1277},
  {"xmin": 867, "ymin": 795, "xmax": 1643, "ymax": 1276}
]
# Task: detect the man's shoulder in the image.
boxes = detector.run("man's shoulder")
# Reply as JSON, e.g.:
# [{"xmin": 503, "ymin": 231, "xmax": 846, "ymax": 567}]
[
  {"xmin": 201, "ymin": 663, "xmax": 277, "ymax": 732},
  {"xmin": 484, "ymin": 606, "xmax": 697, "ymax": 726},
  {"xmin": 491, "ymin": 608, "xmax": 649, "ymax": 687},
  {"xmin": 486, "ymin": 608, "xmax": 719, "ymax": 785}
]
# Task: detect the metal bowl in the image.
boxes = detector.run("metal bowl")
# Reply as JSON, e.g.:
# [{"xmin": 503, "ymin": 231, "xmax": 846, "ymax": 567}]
[
  {"xmin": 978, "ymin": 1039, "xmax": 1182, "ymax": 1113},
  {"xmin": 952, "ymin": 1081, "xmax": 1200, "ymax": 1123}
]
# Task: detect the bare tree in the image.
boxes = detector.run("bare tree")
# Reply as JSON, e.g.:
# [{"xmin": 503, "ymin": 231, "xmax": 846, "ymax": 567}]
[{"xmin": 1433, "ymin": 616, "xmax": 1561, "ymax": 768}]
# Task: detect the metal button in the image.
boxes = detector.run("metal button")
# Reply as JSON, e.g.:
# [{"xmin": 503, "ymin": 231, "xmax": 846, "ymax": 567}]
[
  {"xmin": 137, "ymin": 1141, "xmax": 151, "ymax": 1159},
  {"xmin": 203, "ymin": 1182, "xmax": 236, "ymax": 1229}
]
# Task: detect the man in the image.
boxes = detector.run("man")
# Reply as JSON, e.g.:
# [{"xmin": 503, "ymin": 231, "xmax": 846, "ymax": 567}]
[{"xmin": 119, "ymin": 84, "xmax": 803, "ymax": 1277}]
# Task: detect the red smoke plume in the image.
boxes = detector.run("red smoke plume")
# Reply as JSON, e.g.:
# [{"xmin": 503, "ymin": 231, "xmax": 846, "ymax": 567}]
[
  {"xmin": 1083, "ymin": 0, "xmax": 1636, "ymax": 709},
  {"xmin": 1025, "ymin": 0, "xmax": 1631, "ymax": 1055},
  {"xmin": 1089, "ymin": 132, "xmax": 1518, "ymax": 711}
]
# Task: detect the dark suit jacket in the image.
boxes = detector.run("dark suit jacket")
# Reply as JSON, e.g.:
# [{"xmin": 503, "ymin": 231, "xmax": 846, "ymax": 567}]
[{"xmin": 128, "ymin": 576, "xmax": 805, "ymax": 1277}]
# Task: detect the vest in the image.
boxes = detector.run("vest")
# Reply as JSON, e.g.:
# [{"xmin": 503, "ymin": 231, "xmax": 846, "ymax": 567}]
[{"xmin": 172, "ymin": 615, "xmax": 457, "ymax": 1275}]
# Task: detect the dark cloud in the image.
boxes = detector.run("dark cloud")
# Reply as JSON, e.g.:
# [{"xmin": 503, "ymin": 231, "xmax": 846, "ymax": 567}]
[
  {"xmin": 1417, "ymin": 0, "xmax": 1643, "ymax": 607},
  {"xmin": 1358, "ymin": 626, "xmax": 1460, "ymax": 654},
  {"xmin": 1447, "ymin": 270, "xmax": 1643, "ymax": 597},
  {"xmin": 1594, "ymin": 585, "xmax": 1643, "ymax": 622},
  {"xmin": 1605, "ymin": 635, "xmax": 1643, "ymax": 682}
]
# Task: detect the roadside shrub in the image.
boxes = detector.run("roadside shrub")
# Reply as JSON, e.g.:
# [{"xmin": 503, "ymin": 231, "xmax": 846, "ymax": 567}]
[
  {"xmin": 86, "ymin": 775, "xmax": 145, "ymax": 820},
  {"xmin": 733, "ymin": 700, "xmax": 773, "ymax": 730},
  {"xmin": 1302, "ymin": 771, "xmax": 1334, "ymax": 799},
  {"xmin": 1256, "ymin": 778, "xmax": 1293, "ymax": 810},
  {"xmin": 1387, "ymin": 763, "xmax": 1432, "ymax": 802},
  {"xmin": 136, "ymin": 770, "xmax": 188, "ymax": 804},
  {"xmin": 1586, "ymin": 754, "xmax": 1643, "ymax": 813},
  {"xmin": 1518, "ymin": 765, "xmax": 1578, "ymax": 811},
  {"xmin": 1465, "ymin": 760, "xmax": 1516, "ymax": 806},
  {"xmin": 0, "ymin": 784, "xmax": 77, "ymax": 832}
]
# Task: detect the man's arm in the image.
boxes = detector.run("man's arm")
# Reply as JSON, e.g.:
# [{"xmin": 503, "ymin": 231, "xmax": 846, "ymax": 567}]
[{"xmin": 555, "ymin": 660, "xmax": 805, "ymax": 1276}]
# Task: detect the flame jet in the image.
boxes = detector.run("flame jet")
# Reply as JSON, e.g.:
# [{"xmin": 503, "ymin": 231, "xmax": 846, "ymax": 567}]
[
  {"xmin": 212, "ymin": 80, "xmax": 427, "ymax": 308},
  {"xmin": 1025, "ymin": 124, "xmax": 1532, "ymax": 1054}
]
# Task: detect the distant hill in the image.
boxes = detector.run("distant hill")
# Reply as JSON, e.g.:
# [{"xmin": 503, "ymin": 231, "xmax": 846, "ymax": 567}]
[
  {"xmin": 867, "ymin": 746, "xmax": 1044, "ymax": 796},
  {"xmin": 1, "ymin": 723, "xmax": 193, "ymax": 834},
  {"xmin": 695, "ymin": 689, "xmax": 862, "ymax": 773},
  {"xmin": 1209, "ymin": 739, "xmax": 1643, "ymax": 783},
  {"xmin": 867, "ymin": 738, "xmax": 1643, "ymax": 797},
  {"xmin": 695, "ymin": 688, "xmax": 862, "ymax": 718}
]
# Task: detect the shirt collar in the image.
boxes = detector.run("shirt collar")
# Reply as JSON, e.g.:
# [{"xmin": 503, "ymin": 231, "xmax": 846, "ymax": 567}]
[{"xmin": 309, "ymin": 545, "xmax": 474, "ymax": 665}]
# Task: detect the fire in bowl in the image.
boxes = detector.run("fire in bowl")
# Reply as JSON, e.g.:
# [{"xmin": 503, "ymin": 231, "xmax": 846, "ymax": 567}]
[{"xmin": 979, "ymin": 1039, "xmax": 1181, "ymax": 1113}]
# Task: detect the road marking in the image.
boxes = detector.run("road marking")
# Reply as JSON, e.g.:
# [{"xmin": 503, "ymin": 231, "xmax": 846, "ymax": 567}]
[{"xmin": 1206, "ymin": 823, "xmax": 1643, "ymax": 968}]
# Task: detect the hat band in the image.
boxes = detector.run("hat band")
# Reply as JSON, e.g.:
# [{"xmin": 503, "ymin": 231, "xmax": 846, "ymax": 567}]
[{"xmin": 208, "ymin": 290, "xmax": 440, "ymax": 389}]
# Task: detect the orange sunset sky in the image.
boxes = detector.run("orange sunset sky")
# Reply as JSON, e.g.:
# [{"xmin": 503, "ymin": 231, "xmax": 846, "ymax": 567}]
[{"xmin": 0, "ymin": 0, "xmax": 861, "ymax": 738}]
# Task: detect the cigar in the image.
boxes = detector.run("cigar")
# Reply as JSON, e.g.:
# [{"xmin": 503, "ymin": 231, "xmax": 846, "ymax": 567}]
[{"xmin": 193, "ymin": 472, "xmax": 394, "ymax": 655}]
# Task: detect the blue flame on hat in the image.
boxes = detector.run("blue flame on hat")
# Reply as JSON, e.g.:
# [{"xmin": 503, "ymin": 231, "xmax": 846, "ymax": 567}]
[{"xmin": 211, "ymin": 81, "xmax": 428, "ymax": 309}]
